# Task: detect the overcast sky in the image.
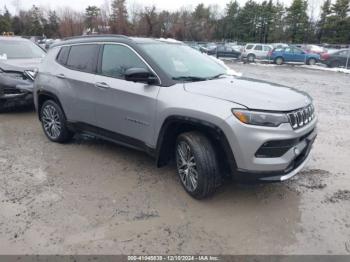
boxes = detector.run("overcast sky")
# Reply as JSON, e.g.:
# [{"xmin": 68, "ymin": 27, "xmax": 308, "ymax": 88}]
[{"xmin": 3, "ymin": 0, "xmax": 322, "ymax": 18}]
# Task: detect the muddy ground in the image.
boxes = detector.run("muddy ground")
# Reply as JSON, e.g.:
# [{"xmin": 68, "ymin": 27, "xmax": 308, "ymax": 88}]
[{"xmin": 0, "ymin": 62, "xmax": 349, "ymax": 255}]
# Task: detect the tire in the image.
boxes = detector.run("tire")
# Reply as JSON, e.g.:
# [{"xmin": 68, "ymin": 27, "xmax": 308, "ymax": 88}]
[
  {"xmin": 40, "ymin": 100, "xmax": 73, "ymax": 143},
  {"xmin": 175, "ymin": 131, "xmax": 221, "ymax": 199},
  {"xmin": 307, "ymin": 58, "xmax": 316, "ymax": 66},
  {"xmin": 247, "ymin": 54, "xmax": 255, "ymax": 63},
  {"xmin": 274, "ymin": 57, "xmax": 284, "ymax": 65}
]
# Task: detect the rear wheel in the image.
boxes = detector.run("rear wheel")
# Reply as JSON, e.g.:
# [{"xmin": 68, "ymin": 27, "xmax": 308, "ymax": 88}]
[
  {"xmin": 307, "ymin": 58, "xmax": 317, "ymax": 65},
  {"xmin": 175, "ymin": 132, "xmax": 221, "ymax": 199},
  {"xmin": 40, "ymin": 100, "xmax": 73, "ymax": 143},
  {"xmin": 274, "ymin": 57, "xmax": 284, "ymax": 65}
]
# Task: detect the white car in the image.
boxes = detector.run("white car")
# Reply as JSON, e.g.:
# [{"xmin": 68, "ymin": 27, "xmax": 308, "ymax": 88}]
[{"xmin": 241, "ymin": 43, "xmax": 273, "ymax": 62}]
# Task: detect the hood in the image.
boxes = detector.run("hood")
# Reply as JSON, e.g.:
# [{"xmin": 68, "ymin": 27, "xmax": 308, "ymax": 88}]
[
  {"xmin": 184, "ymin": 76, "xmax": 312, "ymax": 111},
  {"xmin": 0, "ymin": 58, "xmax": 42, "ymax": 72}
]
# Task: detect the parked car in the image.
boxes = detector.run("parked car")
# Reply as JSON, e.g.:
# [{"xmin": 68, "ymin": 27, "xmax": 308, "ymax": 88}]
[
  {"xmin": 305, "ymin": 44, "xmax": 327, "ymax": 55},
  {"xmin": 270, "ymin": 46, "xmax": 320, "ymax": 65},
  {"xmin": 0, "ymin": 36, "xmax": 46, "ymax": 111},
  {"xmin": 207, "ymin": 45, "xmax": 241, "ymax": 59},
  {"xmin": 320, "ymin": 49, "xmax": 350, "ymax": 68},
  {"xmin": 34, "ymin": 35, "xmax": 317, "ymax": 199},
  {"xmin": 241, "ymin": 43, "xmax": 273, "ymax": 62}
]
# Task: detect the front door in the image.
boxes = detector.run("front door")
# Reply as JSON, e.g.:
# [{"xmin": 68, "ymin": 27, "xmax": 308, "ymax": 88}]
[{"xmin": 93, "ymin": 44, "xmax": 160, "ymax": 147}]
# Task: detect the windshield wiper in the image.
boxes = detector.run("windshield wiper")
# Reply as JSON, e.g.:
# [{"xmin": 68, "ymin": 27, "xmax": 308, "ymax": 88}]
[
  {"xmin": 172, "ymin": 76, "xmax": 207, "ymax": 82},
  {"xmin": 208, "ymin": 73, "xmax": 228, "ymax": 80}
]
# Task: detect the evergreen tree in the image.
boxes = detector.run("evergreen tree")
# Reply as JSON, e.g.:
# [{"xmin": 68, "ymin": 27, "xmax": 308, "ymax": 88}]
[
  {"xmin": 110, "ymin": 0, "xmax": 129, "ymax": 34},
  {"xmin": 85, "ymin": 6, "xmax": 100, "ymax": 33},
  {"xmin": 317, "ymin": 0, "xmax": 332, "ymax": 43},
  {"xmin": 285, "ymin": 0, "xmax": 309, "ymax": 43}
]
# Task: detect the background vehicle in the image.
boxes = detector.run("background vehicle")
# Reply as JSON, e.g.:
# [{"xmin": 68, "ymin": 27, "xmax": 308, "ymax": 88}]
[
  {"xmin": 207, "ymin": 45, "xmax": 241, "ymax": 59},
  {"xmin": 270, "ymin": 46, "xmax": 320, "ymax": 65},
  {"xmin": 0, "ymin": 36, "xmax": 46, "ymax": 111},
  {"xmin": 35, "ymin": 35, "xmax": 317, "ymax": 199},
  {"xmin": 241, "ymin": 43, "xmax": 273, "ymax": 62},
  {"xmin": 320, "ymin": 49, "xmax": 350, "ymax": 68}
]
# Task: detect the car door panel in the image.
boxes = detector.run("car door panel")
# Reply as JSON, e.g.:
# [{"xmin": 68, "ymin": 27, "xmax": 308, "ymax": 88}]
[{"xmin": 93, "ymin": 44, "xmax": 160, "ymax": 146}]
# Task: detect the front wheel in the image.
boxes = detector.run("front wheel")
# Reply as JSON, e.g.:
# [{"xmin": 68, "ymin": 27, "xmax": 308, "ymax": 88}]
[
  {"xmin": 40, "ymin": 100, "xmax": 73, "ymax": 143},
  {"xmin": 175, "ymin": 132, "xmax": 221, "ymax": 199},
  {"xmin": 274, "ymin": 57, "xmax": 284, "ymax": 65}
]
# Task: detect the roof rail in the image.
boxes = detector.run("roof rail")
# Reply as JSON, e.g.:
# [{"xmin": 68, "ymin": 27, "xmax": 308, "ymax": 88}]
[{"xmin": 63, "ymin": 34, "xmax": 130, "ymax": 41}]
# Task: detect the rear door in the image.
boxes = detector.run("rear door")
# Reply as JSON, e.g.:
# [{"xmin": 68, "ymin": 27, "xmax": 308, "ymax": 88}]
[
  {"xmin": 63, "ymin": 44, "xmax": 100, "ymax": 124},
  {"xmin": 253, "ymin": 45, "xmax": 264, "ymax": 59},
  {"xmin": 292, "ymin": 47, "xmax": 306, "ymax": 63},
  {"xmin": 93, "ymin": 43, "xmax": 160, "ymax": 146}
]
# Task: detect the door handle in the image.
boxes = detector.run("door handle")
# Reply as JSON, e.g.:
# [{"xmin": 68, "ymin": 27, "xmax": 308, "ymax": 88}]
[
  {"xmin": 55, "ymin": 74, "xmax": 66, "ymax": 79},
  {"xmin": 95, "ymin": 82, "xmax": 110, "ymax": 89}
]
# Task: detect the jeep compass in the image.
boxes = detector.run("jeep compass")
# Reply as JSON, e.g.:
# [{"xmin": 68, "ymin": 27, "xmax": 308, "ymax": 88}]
[{"xmin": 34, "ymin": 35, "xmax": 317, "ymax": 199}]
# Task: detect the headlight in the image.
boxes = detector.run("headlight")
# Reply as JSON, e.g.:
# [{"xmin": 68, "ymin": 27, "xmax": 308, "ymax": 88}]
[
  {"xmin": 24, "ymin": 69, "xmax": 38, "ymax": 80},
  {"xmin": 232, "ymin": 109, "xmax": 289, "ymax": 127}
]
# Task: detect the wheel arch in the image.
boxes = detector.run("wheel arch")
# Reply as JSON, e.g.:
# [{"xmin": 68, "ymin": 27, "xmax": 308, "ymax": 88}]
[
  {"xmin": 155, "ymin": 115, "xmax": 237, "ymax": 176},
  {"xmin": 37, "ymin": 91, "xmax": 65, "ymax": 121}
]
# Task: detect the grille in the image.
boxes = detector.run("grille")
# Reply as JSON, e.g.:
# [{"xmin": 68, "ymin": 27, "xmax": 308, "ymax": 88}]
[
  {"xmin": 3, "ymin": 88, "xmax": 22, "ymax": 95},
  {"xmin": 287, "ymin": 104, "xmax": 315, "ymax": 129}
]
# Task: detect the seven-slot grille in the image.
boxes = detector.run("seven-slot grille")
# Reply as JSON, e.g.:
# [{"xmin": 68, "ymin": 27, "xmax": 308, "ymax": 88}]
[{"xmin": 287, "ymin": 104, "xmax": 315, "ymax": 129}]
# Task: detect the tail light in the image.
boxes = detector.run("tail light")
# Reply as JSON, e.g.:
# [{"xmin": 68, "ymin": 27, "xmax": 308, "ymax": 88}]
[{"xmin": 321, "ymin": 53, "xmax": 330, "ymax": 60}]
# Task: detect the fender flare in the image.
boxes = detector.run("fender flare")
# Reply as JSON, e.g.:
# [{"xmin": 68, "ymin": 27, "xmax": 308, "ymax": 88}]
[{"xmin": 155, "ymin": 115, "xmax": 237, "ymax": 174}]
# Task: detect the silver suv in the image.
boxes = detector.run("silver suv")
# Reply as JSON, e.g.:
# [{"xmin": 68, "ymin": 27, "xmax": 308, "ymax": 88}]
[
  {"xmin": 34, "ymin": 35, "xmax": 317, "ymax": 199},
  {"xmin": 241, "ymin": 43, "xmax": 273, "ymax": 62}
]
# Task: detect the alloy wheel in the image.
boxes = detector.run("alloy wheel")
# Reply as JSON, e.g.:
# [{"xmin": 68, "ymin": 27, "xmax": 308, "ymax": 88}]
[
  {"xmin": 176, "ymin": 141, "xmax": 198, "ymax": 192},
  {"xmin": 42, "ymin": 104, "xmax": 62, "ymax": 139}
]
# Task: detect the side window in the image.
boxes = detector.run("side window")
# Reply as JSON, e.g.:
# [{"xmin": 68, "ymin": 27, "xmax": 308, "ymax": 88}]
[
  {"xmin": 101, "ymin": 44, "xmax": 148, "ymax": 79},
  {"xmin": 66, "ymin": 44, "xmax": 99, "ymax": 73},
  {"xmin": 226, "ymin": 47, "xmax": 233, "ymax": 52},
  {"xmin": 56, "ymin": 46, "xmax": 70, "ymax": 66},
  {"xmin": 254, "ymin": 45, "xmax": 262, "ymax": 51},
  {"xmin": 246, "ymin": 44, "xmax": 254, "ymax": 50},
  {"xmin": 285, "ymin": 47, "xmax": 292, "ymax": 53},
  {"xmin": 293, "ymin": 48, "xmax": 303, "ymax": 54},
  {"xmin": 263, "ymin": 46, "xmax": 271, "ymax": 51}
]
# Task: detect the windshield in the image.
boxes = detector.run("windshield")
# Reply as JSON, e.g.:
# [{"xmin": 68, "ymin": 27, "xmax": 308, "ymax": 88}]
[
  {"xmin": 0, "ymin": 40, "xmax": 46, "ymax": 59},
  {"xmin": 140, "ymin": 43, "xmax": 226, "ymax": 80}
]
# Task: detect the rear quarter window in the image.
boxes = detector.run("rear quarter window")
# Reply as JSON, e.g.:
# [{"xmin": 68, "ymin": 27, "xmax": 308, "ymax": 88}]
[
  {"xmin": 66, "ymin": 44, "xmax": 99, "ymax": 73},
  {"xmin": 56, "ymin": 46, "xmax": 70, "ymax": 65},
  {"xmin": 246, "ymin": 45, "xmax": 254, "ymax": 50}
]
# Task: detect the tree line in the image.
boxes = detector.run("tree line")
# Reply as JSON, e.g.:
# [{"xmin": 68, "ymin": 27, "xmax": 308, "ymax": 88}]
[{"xmin": 0, "ymin": 0, "xmax": 349, "ymax": 44}]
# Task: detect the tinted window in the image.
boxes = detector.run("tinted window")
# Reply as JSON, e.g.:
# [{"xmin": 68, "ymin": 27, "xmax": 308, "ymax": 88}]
[
  {"xmin": 254, "ymin": 45, "xmax": 262, "ymax": 51},
  {"xmin": 285, "ymin": 48, "xmax": 292, "ymax": 53},
  {"xmin": 293, "ymin": 48, "xmax": 304, "ymax": 54},
  {"xmin": 338, "ymin": 50, "xmax": 350, "ymax": 57},
  {"xmin": 56, "ymin": 46, "xmax": 70, "ymax": 65},
  {"xmin": 246, "ymin": 44, "xmax": 254, "ymax": 50},
  {"xmin": 101, "ymin": 44, "xmax": 148, "ymax": 79},
  {"xmin": 66, "ymin": 45, "xmax": 99, "ymax": 73}
]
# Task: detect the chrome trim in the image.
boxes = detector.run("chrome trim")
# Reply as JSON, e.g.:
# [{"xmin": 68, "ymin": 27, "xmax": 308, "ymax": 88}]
[{"xmin": 287, "ymin": 104, "xmax": 315, "ymax": 130}]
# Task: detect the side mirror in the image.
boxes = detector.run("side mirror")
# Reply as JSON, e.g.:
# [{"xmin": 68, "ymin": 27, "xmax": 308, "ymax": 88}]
[{"xmin": 124, "ymin": 68, "xmax": 158, "ymax": 85}]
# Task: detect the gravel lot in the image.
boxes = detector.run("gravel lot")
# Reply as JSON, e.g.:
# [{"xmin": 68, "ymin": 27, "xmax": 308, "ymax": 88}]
[{"xmin": 0, "ymin": 62, "xmax": 349, "ymax": 255}]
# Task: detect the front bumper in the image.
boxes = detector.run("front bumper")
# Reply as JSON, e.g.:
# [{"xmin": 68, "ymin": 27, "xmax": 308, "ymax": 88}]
[
  {"xmin": 222, "ymin": 114, "xmax": 317, "ymax": 182},
  {"xmin": 0, "ymin": 74, "xmax": 34, "ymax": 109},
  {"xmin": 235, "ymin": 129, "xmax": 316, "ymax": 182}
]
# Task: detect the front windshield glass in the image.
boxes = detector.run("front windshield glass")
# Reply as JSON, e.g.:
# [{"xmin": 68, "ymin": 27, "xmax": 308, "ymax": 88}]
[
  {"xmin": 0, "ymin": 39, "xmax": 46, "ymax": 59},
  {"xmin": 140, "ymin": 43, "xmax": 227, "ymax": 80}
]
